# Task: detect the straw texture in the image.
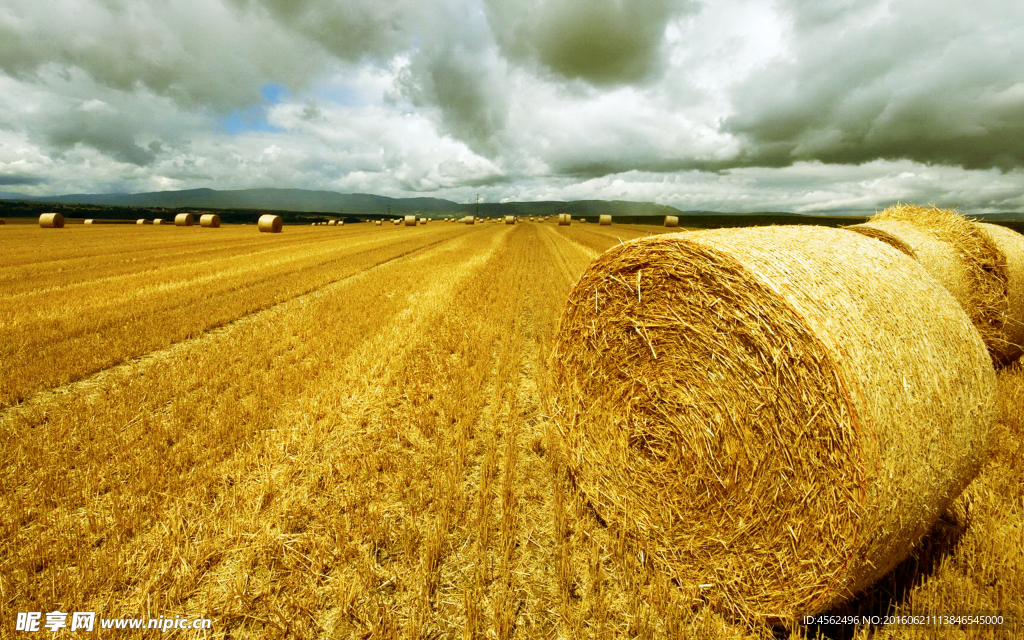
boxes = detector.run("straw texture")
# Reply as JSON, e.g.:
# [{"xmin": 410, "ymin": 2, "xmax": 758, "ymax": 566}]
[
  {"xmin": 664, "ymin": 215, "xmax": 679, "ymax": 227},
  {"xmin": 200, "ymin": 214, "xmax": 221, "ymax": 228},
  {"xmin": 599, "ymin": 215, "xmax": 612, "ymax": 225},
  {"xmin": 978, "ymin": 222, "xmax": 1024, "ymax": 364},
  {"xmin": 174, "ymin": 213, "xmax": 194, "ymax": 227},
  {"xmin": 550, "ymin": 225, "xmax": 996, "ymax": 623},
  {"xmin": 847, "ymin": 204, "xmax": 1008, "ymax": 359},
  {"xmin": 257, "ymin": 215, "xmax": 283, "ymax": 233},
  {"xmin": 39, "ymin": 213, "xmax": 64, "ymax": 228}
]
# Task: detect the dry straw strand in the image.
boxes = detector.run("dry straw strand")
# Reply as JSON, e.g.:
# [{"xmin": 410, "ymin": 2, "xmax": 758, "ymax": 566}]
[
  {"xmin": 39, "ymin": 213, "xmax": 65, "ymax": 228},
  {"xmin": 550, "ymin": 225, "xmax": 997, "ymax": 624},
  {"xmin": 174, "ymin": 213, "xmax": 195, "ymax": 226},
  {"xmin": 199, "ymin": 214, "xmax": 221, "ymax": 228},
  {"xmin": 848, "ymin": 204, "xmax": 1009, "ymax": 360},
  {"xmin": 257, "ymin": 214, "xmax": 283, "ymax": 233},
  {"xmin": 978, "ymin": 222, "xmax": 1024, "ymax": 364}
]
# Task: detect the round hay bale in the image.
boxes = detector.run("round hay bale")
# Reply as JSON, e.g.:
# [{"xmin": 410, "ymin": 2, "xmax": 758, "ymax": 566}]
[
  {"xmin": 375, "ymin": 220, "xmax": 382, "ymax": 226},
  {"xmin": 846, "ymin": 204, "xmax": 1008, "ymax": 360},
  {"xmin": 153, "ymin": 218, "xmax": 164, "ymax": 226},
  {"xmin": 599, "ymin": 214, "xmax": 612, "ymax": 225},
  {"xmin": 505, "ymin": 215, "xmax": 515, "ymax": 225},
  {"xmin": 200, "ymin": 214, "xmax": 221, "ymax": 228},
  {"xmin": 258, "ymin": 214, "xmax": 283, "ymax": 233},
  {"xmin": 551, "ymin": 226, "xmax": 996, "ymax": 623},
  {"xmin": 328, "ymin": 220, "xmax": 337, "ymax": 226},
  {"xmin": 558, "ymin": 213, "xmax": 571, "ymax": 226},
  {"xmin": 664, "ymin": 215, "xmax": 679, "ymax": 227},
  {"xmin": 420, "ymin": 218, "xmax": 428, "ymax": 225},
  {"xmin": 404, "ymin": 215, "xmax": 418, "ymax": 227},
  {"xmin": 174, "ymin": 213, "xmax": 195, "ymax": 226},
  {"xmin": 39, "ymin": 213, "xmax": 64, "ymax": 228},
  {"xmin": 136, "ymin": 219, "xmax": 146, "ymax": 225},
  {"xmin": 978, "ymin": 222, "xmax": 1024, "ymax": 364},
  {"xmin": 84, "ymin": 219, "xmax": 95, "ymax": 225}
]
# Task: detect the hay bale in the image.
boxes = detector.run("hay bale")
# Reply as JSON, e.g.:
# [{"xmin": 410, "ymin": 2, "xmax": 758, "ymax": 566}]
[
  {"xmin": 328, "ymin": 220, "xmax": 337, "ymax": 226},
  {"xmin": 463, "ymin": 216, "xmax": 475, "ymax": 225},
  {"xmin": 258, "ymin": 214, "xmax": 283, "ymax": 233},
  {"xmin": 39, "ymin": 213, "xmax": 64, "ymax": 228},
  {"xmin": 404, "ymin": 215, "xmax": 418, "ymax": 227},
  {"xmin": 84, "ymin": 219, "xmax": 95, "ymax": 225},
  {"xmin": 551, "ymin": 225, "xmax": 996, "ymax": 623},
  {"xmin": 846, "ymin": 204, "xmax": 1008, "ymax": 359},
  {"xmin": 978, "ymin": 222, "xmax": 1024, "ymax": 364},
  {"xmin": 153, "ymin": 218, "xmax": 164, "ymax": 225},
  {"xmin": 599, "ymin": 215, "xmax": 612, "ymax": 225},
  {"xmin": 136, "ymin": 219, "xmax": 146, "ymax": 225},
  {"xmin": 174, "ymin": 213, "xmax": 195, "ymax": 227},
  {"xmin": 558, "ymin": 213, "xmax": 571, "ymax": 226},
  {"xmin": 420, "ymin": 218, "xmax": 428, "ymax": 225},
  {"xmin": 505, "ymin": 215, "xmax": 515, "ymax": 225},
  {"xmin": 200, "ymin": 214, "xmax": 221, "ymax": 228},
  {"xmin": 664, "ymin": 215, "xmax": 679, "ymax": 227},
  {"xmin": 375, "ymin": 220, "xmax": 382, "ymax": 226}
]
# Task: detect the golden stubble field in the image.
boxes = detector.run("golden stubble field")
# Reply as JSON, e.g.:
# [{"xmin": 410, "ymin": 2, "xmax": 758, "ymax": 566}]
[{"xmin": 0, "ymin": 220, "xmax": 1021, "ymax": 639}]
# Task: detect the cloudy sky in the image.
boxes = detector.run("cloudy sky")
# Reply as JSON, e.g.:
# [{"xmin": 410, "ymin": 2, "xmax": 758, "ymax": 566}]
[{"xmin": 1, "ymin": 0, "xmax": 1023, "ymax": 213}]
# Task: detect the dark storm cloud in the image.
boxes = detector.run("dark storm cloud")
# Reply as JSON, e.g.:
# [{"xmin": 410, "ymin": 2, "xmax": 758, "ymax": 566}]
[
  {"xmin": 724, "ymin": 0, "xmax": 1024, "ymax": 171},
  {"xmin": 0, "ymin": 174, "xmax": 46, "ymax": 185},
  {"xmin": 484, "ymin": 0, "xmax": 695, "ymax": 85}
]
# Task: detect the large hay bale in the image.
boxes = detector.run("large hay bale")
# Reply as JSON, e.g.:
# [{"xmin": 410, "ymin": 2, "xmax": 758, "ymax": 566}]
[
  {"xmin": 404, "ymin": 215, "xmax": 418, "ymax": 227},
  {"xmin": 551, "ymin": 226, "xmax": 996, "ymax": 623},
  {"xmin": 174, "ymin": 213, "xmax": 195, "ymax": 227},
  {"xmin": 664, "ymin": 215, "xmax": 679, "ymax": 227},
  {"xmin": 258, "ymin": 214, "xmax": 283, "ymax": 233},
  {"xmin": 39, "ymin": 213, "xmax": 64, "ymax": 228},
  {"xmin": 200, "ymin": 214, "xmax": 221, "ymax": 228},
  {"xmin": 599, "ymin": 214, "xmax": 612, "ymax": 225},
  {"xmin": 558, "ymin": 213, "xmax": 571, "ymax": 226},
  {"xmin": 978, "ymin": 222, "xmax": 1024, "ymax": 364},
  {"xmin": 505, "ymin": 215, "xmax": 515, "ymax": 225},
  {"xmin": 846, "ymin": 204, "xmax": 1008, "ymax": 359},
  {"xmin": 84, "ymin": 219, "xmax": 95, "ymax": 225},
  {"xmin": 136, "ymin": 219, "xmax": 146, "ymax": 225},
  {"xmin": 463, "ymin": 216, "xmax": 475, "ymax": 225}
]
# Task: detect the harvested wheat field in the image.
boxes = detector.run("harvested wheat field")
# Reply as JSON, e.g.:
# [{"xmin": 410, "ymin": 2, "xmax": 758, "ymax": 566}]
[{"xmin": 1, "ymin": 221, "xmax": 1021, "ymax": 639}]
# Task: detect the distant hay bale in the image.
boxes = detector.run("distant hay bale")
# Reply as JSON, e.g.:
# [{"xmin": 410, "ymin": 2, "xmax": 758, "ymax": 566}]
[
  {"xmin": 404, "ymin": 215, "xmax": 418, "ymax": 227},
  {"xmin": 558, "ymin": 213, "xmax": 571, "ymax": 226},
  {"xmin": 846, "ymin": 204, "xmax": 1009, "ymax": 360},
  {"xmin": 375, "ymin": 220, "xmax": 382, "ymax": 226},
  {"xmin": 664, "ymin": 215, "xmax": 679, "ymax": 227},
  {"xmin": 39, "ymin": 213, "xmax": 64, "ymax": 228},
  {"xmin": 505, "ymin": 215, "xmax": 515, "ymax": 225},
  {"xmin": 200, "ymin": 214, "xmax": 221, "ymax": 228},
  {"xmin": 84, "ymin": 219, "xmax": 95, "ymax": 225},
  {"xmin": 420, "ymin": 218, "xmax": 428, "ymax": 225},
  {"xmin": 136, "ymin": 219, "xmax": 146, "ymax": 225},
  {"xmin": 599, "ymin": 215, "xmax": 612, "ymax": 225},
  {"xmin": 258, "ymin": 214, "xmax": 283, "ymax": 233},
  {"xmin": 153, "ymin": 218, "xmax": 164, "ymax": 225},
  {"xmin": 174, "ymin": 213, "xmax": 195, "ymax": 227},
  {"xmin": 328, "ymin": 220, "xmax": 337, "ymax": 226},
  {"xmin": 978, "ymin": 222, "xmax": 1024, "ymax": 364},
  {"xmin": 463, "ymin": 216, "xmax": 475, "ymax": 225},
  {"xmin": 551, "ymin": 226, "xmax": 996, "ymax": 623}
]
